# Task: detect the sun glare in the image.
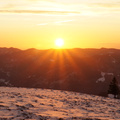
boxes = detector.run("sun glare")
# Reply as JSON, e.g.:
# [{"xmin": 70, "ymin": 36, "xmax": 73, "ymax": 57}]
[{"xmin": 55, "ymin": 38, "xmax": 64, "ymax": 48}]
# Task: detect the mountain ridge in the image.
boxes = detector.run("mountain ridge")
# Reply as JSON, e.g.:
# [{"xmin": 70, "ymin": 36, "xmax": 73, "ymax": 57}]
[{"xmin": 0, "ymin": 47, "xmax": 120, "ymax": 96}]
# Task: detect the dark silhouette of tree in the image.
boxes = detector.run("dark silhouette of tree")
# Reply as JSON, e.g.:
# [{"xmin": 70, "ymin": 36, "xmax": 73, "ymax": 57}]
[{"xmin": 108, "ymin": 77, "xmax": 119, "ymax": 98}]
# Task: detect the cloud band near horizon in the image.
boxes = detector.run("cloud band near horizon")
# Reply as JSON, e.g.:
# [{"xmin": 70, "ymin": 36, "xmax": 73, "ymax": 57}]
[{"xmin": 0, "ymin": 10, "xmax": 80, "ymax": 15}]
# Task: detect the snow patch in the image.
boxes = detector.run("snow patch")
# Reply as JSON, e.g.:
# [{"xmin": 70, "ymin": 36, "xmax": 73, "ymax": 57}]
[
  {"xmin": 108, "ymin": 94, "xmax": 114, "ymax": 98},
  {"xmin": 101, "ymin": 72, "xmax": 105, "ymax": 76},
  {"xmin": 96, "ymin": 72, "xmax": 114, "ymax": 83},
  {"xmin": 96, "ymin": 72, "xmax": 105, "ymax": 83},
  {"xmin": 112, "ymin": 60, "xmax": 116, "ymax": 63},
  {"xmin": 96, "ymin": 77, "xmax": 105, "ymax": 83},
  {"xmin": 0, "ymin": 79, "xmax": 11, "ymax": 86},
  {"xmin": 108, "ymin": 94, "xmax": 118, "ymax": 99},
  {"xmin": 107, "ymin": 73, "xmax": 114, "ymax": 76},
  {"xmin": 0, "ymin": 79, "xmax": 5, "ymax": 82}
]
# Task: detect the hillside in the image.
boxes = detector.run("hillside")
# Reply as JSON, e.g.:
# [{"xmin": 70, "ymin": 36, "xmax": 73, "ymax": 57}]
[
  {"xmin": 0, "ymin": 87, "xmax": 120, "ymax": 120},
  {"xmin": 0, "ymin": 47, "xmax": 120, "ymax": 96}
]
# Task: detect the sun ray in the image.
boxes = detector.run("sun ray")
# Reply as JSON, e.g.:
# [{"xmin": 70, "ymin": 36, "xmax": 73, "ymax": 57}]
[{"xmin": 22, "ymin": 50, "xmax": 54, "ymax": 77}]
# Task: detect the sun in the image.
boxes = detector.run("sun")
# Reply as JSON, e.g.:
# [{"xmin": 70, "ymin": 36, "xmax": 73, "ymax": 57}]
[{"xmin": 55, "ymin": 38, "xmax": 64, "ymax": 47}]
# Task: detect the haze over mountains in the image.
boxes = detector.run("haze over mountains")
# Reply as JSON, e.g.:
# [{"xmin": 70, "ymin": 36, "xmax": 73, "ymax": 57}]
[{"xmin": 0, "ymin": 47, "xmax": 120, "ymax": 96}]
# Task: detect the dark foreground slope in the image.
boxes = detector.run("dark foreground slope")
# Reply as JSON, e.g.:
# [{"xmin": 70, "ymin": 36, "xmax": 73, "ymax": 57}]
[{"xmin": 0, "ymin": 47, "xmax": 120, "ymax": 96}]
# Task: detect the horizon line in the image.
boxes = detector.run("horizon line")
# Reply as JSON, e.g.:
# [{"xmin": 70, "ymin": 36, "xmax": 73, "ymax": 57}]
[{"xmin": 0, "ymin": 47, "xmax": 119, "ymax": 51}]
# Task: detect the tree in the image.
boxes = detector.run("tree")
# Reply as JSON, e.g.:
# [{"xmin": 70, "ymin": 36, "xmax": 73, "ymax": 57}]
[{"xmin": 108, "ymin": 77, "xmax": 119, "ymax": 98}]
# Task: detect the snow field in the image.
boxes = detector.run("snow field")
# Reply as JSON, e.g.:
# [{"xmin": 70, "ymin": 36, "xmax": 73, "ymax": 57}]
[{"xmin": 0, "ymin": 87, "xmax": 120, "ymax": 120}]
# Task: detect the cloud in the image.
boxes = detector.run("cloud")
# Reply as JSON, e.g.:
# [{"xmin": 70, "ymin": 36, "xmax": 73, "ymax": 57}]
[
  {"xmin": 0, "ymin": 10, "xmax": 80, "ymax": 15},
  {"xmin": 36, "ymin": 20, "xmax": 74, "ymax": 26},
  {"xmin": 0, "ymin": 0, "xmax": 120, "ymax": 17},
  {"xmin": 1, "ymin": 4, "xmax": 15, "ymax": 9},
  {"xmin": 37, "ymin": 23, "xmax": 48, "ymax": 26},
  {"xmin": 89, "ymin": 3, "xmax": 120, "ymax": 8},
  {"xmin": 55, "ymin": 20, "xmax": 73, "ymax": 24}
]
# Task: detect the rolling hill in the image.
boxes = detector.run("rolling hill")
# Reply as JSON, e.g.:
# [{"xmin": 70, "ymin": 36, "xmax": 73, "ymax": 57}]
[{"xmin": 0, "ymin": 47, "xmax": 120, "ymax": 96}]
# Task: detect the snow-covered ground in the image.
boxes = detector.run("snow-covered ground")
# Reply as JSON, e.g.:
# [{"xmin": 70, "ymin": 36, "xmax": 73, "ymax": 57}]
[{"xmin": 0, "ymin": 87, "xmax": 120, "ymax": 120}]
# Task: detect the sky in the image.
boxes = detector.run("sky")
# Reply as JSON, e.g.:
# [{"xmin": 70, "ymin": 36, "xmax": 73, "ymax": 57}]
[{"xmin": 0, "ymin": 0, "xmax": 120, "ymax": 49}]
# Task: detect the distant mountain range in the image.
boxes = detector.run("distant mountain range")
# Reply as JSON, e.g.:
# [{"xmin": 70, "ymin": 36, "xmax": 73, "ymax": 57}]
[{"xmin": 0, "ymin": 47, "xmax": 120, "ymax": 96}]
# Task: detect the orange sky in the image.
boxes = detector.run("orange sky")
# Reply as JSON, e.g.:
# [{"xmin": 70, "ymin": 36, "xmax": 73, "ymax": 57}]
[{"xmin": 0, "ymin": 0, "xmax": 120, "ymax": 49}]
